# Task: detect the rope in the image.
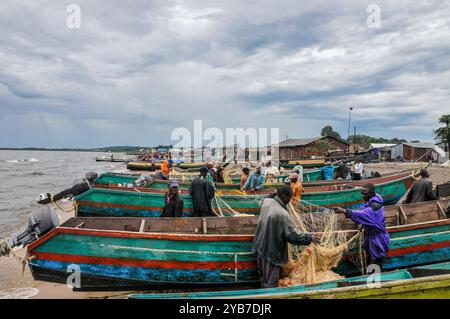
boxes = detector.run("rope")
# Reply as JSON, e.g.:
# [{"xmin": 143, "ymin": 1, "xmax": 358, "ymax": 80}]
[
  {"xmin": 0, "ymin": 239, "xmax": 32, "ymax": 274},
  {"xmin": 52, "ymin": 199, "xmax": 76, "ymax": 213}
]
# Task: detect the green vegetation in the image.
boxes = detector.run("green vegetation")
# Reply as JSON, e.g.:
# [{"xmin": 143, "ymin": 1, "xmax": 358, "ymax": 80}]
[
  {"xmin": 321, "ymin": 125, "xmax": 343, "ymax": 140},
  {"xmin": 320, "ymin": 125, "xmax": 406, "ymax": 147},
  {"xmin": 434, "ymin": 114, "xmax": 450, "ymax": 146}
]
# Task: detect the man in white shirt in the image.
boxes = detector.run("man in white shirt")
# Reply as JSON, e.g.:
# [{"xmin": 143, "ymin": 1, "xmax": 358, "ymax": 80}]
[{"xmin": 354, "ymin": 160, "xmax": 364, "ymax": 180}]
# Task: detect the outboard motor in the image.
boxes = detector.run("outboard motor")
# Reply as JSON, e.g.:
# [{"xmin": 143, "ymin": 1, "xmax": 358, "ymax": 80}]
[
  {"xmin": 0, "ymin": 205, "xmax": 59, "ymax": 257},
  {"xmin": 133, "ymin": 174, "xmax": 154, "ymax": 187},
  {"xmin": 37, "ymin": 172, "xmax": 97, "ymax": 204}
]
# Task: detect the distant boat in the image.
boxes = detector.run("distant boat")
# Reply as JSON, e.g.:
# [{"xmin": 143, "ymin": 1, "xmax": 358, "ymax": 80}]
[{"xmin": 95, "ymin": 157, "xmax": 127, "ymax": 163}]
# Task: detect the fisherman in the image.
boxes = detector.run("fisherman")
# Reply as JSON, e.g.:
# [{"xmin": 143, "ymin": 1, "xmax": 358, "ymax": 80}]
[
  {"xmin": 216, "ymin": 166, "xmax": 225, "ymax": 183},
  {"xmin": 264, "ymin": 161, "xmax": 280, "ymax": 183},
  {"xmin": 337, "ymin": 162, "xmax": 351, "ymax": 180},
  {"xmin": 162, "ymin": 180, "xmax": 184, "ymax": 217},
  {"xmin": 189, "ymin": 167, "xmax": 216, "ymax": 217},
  {"xmin": 243, "ymin": 166, "xmax": 266, "ymax": 192},
  {"xmin": 253, "ymin": 185, "xmax": 320, "ymax": 288},
  {"xmin": 37, "ymin": 172, "xmax": 98, "ymax": 204},
  {"xmin": 133, "ymin": 173, "xmax": 154, "ymax": 187},
  {"xmin": 161, "ymin": 159, "xmax": 170, "ymax": 176},
  {"xmin": 354, "ymin": 160, "xmax": 364, "ymax": 180},
  {"xmin": 206, "ymin": 162, "xmax": 217, "ymax": 183},
  {"xmin": 240, "ymin": 167, "xmax": 251, "ymax": 191},
  {"xmin": 289, "ymin": 173, "xmax": 303, "ymax": 204},
  {"xmin": 292, "ymin": 164, "xmax": 304, "ymax": 181},
  {"xmin": 154, "ymin": 169, "xmax": 169, "ymax": 180},
  {"xmin": 320, "ymin": 161, "xmax": 335, "ymax": 180},
  {"xmin": 405, "ymin": 169, "xmax": 437, "ymax": 204},
  {"xmin": 334, "ymin": 183, "xmax": 390, "ymax": 271}
]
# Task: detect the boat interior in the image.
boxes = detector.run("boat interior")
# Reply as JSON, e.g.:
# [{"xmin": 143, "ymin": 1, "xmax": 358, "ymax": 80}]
[{"xmin": 63, "ymin": 199, "xmax": 449, "ymax": 235}]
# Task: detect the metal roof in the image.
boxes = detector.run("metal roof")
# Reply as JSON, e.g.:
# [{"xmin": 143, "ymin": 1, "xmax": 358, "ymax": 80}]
[
  {"xmin": 402, "ymin": 142, "xmax": 435, "ymax": 149},
  {"xmin": 277, "ymin": 136, "xmax": 349, "ymax": 147}
]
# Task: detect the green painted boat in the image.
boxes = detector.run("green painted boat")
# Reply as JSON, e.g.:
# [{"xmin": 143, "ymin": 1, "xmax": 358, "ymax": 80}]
[
  {"xmin": 27, "ymin": 200, "xmax": 450, "ymax": 289},
  {"xmin": 129, "ymin": 262, "xmax": 450, "ymax": 299},
  {"xmin": 78, "ymin": 173, "xmax": 415, "ymax": 217},
  {"xmin": 127, "ymin": 161, "xmax": 211, "ymax": 171},
  {"xmin": 94, "ymin": 172, "xmax": 242, "ymax": 186}
]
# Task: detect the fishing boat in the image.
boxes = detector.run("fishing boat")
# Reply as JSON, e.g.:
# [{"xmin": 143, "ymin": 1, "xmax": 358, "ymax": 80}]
[
  {"xmin": 94, "ymin": 170, "xmax": 413, "ymax": 191},
  {"xmin": 129, "ymin": 262, "xmax": 450, "ymax": 299},
  {"xmin": 27, "ymin": 199, "xmax": 450, "ymax": 289},
  {"xmin": 127, "ymin": 161, "xmax": 207, "ymax": 171},
  {"xmin": 95, "ymin": 157, "xmax": 127, "ymax": 163},
  {"xmin": 77, "ymin": 173, "xmax": 415, "ymax": 217},
  {"xmin": 280, "ymin": 158, "xmax": 325, "ymax": 169},
  {"xmin": 94, "ymin": 172, "xmax": 241, "ymax": 189}
]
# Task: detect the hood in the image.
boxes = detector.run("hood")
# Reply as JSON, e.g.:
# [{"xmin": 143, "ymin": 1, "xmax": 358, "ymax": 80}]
[{"xmin": 367, "ymin": 193, "xmax": 383, "ymax": 204}]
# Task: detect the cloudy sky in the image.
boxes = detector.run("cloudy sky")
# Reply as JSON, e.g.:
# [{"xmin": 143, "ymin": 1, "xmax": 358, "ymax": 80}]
[{"xmin": 0, "ymin": 0, "xmax": 449, "ymax": 148}]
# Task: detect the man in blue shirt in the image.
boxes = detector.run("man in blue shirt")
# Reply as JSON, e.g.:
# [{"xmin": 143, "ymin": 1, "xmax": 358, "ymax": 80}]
[
  {"xmin": 243, "ymin": 167, "xmax": 266, "ymax": 191},
  {"xmin": 320, "ymin": 161, "xmax": 335, "ymax": 180}
]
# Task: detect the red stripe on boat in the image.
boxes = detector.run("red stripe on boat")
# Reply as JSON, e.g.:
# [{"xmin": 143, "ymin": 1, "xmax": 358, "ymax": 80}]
[{"xmin": 32, "ymin": 252, "xmax": 257, "ymax": 270}]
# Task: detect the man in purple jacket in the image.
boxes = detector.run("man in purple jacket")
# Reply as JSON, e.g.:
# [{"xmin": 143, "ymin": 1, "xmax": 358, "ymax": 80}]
[{"xmin": 335, "ymin": 183, "xmax": 390, "ymax": 271}]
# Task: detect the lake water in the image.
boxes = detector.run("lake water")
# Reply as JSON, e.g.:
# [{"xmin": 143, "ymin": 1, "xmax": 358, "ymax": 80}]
[{"xmin": 0, "ymin": 150, "xmax": 129, "ymax": 298}]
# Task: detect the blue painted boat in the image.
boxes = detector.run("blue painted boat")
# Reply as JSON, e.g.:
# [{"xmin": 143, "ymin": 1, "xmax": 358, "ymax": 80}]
[{"xmin": 27, "ymin": 200, "xmax": 450, "ymax": 289}]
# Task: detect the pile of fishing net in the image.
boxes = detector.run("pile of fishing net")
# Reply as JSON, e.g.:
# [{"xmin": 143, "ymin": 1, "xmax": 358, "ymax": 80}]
[{"xmin": 278, "ymin": 201, "xmax": 364, "ymax": 287}]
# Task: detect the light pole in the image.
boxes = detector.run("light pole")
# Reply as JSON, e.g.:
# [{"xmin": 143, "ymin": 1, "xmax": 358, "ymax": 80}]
[{"xmin": 347, "ymin": 107, "xmax": 353, "ymax": 140}]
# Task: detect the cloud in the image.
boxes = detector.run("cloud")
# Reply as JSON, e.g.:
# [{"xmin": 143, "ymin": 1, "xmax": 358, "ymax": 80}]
[{"xmin": 0, "ymin": 0, "xmax": 449, "ymax": 148}]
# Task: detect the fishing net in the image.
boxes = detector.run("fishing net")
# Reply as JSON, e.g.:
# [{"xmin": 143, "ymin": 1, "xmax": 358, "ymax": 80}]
[
  {"xmin": 211, "ymin": 191, "xmax": 264, "ymax": 217},
  {"xmin": 278, "ymin": 200, "xmax": 364, "ymax": 286},
  {"xmin": 210, "ymin": 190, "xmax": 365, "ymax": 285}
]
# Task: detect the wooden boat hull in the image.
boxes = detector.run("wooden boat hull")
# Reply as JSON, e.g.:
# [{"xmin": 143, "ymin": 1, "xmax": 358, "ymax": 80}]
[
  {"xmin": 127, "ymin": 162, "xmax": 210, "ymax": 171},
  {"xmin": 129, "ymin": 262, "xmax": 450, "ymax": 299},
  {"xmin": 95, "ymin": 157, "xmax": 126, "ymax": 163},
  {"xmin": 28, "ymin": 200, "xmax": 450, "ymax": 289},
  {"xmin": 77, "ymin": 174, "xmax": 414, "ymax": 217}
]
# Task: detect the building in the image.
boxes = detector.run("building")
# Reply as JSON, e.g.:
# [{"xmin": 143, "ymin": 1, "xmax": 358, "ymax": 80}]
[
  {"xmin": 277, "ymin": 136, "xmax": 350, "ymax": 160},
  {"xmin": 390, "ymin": 142, "xmax": 446, "ymax": 162},
  {"xmin": 436, "ymin": 140, "xmax": 449, "ymax": 163},
  {"xmin": 369, "ymin": 143, "xmax": 396, "ymax": 161}
]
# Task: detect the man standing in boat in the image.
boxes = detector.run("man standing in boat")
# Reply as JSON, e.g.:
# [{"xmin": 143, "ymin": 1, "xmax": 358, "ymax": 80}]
[
  {"xmin": 320, "ymin": 161, "xmax": 335, "ymax": 180},
  {"xmin": 334, "ymin": 183, "xmax": 390, "ymax": 272},
  {"xmin": 253, "ymin": 186, "xmax": 320, "ymax": 288},
  {"xmin": 189, "ymin": 167, "xmax": 215, "ymax": 217},
  {"xmin": 162, "ymin": 180, "xmax": 184, "ymax": 217},
  {"xmin": 404, "ymin": 169, "xmax": 437, "ymax": 204},
  {"xmin": 354, "ymin": 159, "xmax": 364, "ymax": 180},
  {"xmin": 289, "ymin": 173, "xmax": 303, "ymax": 204}
]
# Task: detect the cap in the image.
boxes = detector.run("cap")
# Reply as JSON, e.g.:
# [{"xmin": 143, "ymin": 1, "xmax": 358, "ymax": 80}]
[
  {"xmin": 200, "ymin": 167, "xmax": 209, "ymax": 173},
  {"xmin": 168, "ymin": 179, "xmax": 179, "ymax": 188},
  {"xmin": 290, "ymin": 173, "xmax": 299, "ymax": 179}
]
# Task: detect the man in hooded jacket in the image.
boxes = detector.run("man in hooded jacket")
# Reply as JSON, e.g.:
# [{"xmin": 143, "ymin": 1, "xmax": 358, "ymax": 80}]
[
  {"xmin": 253, "ymin": 186, "xmax": 320, "ymax": 288},
  {"xmin": 335, "ymin": 183, "xmax": 390, "ymax": 271}
]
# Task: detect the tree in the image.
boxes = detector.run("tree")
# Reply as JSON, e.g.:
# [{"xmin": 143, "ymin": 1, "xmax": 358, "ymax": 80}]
[
  {"xmin": 321, "ymin": 126, "xmax": 342, "ymax": 140},
  {"xmin": 434, "ymin": 114, "xmax": 450, "ymax": 147}
]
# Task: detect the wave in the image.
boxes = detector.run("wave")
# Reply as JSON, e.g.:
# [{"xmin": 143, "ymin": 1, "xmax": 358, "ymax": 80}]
[
  {"xmin": 29, "ymin": 172, "xmax": 45, "ymax": 176},
  {"xmin": 4, "ymin": 158, "xmax": 39, "ymax": 163},
  {"xmin": 0, "ymin": 287, "xmax": 39, "ymax": 299}
]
